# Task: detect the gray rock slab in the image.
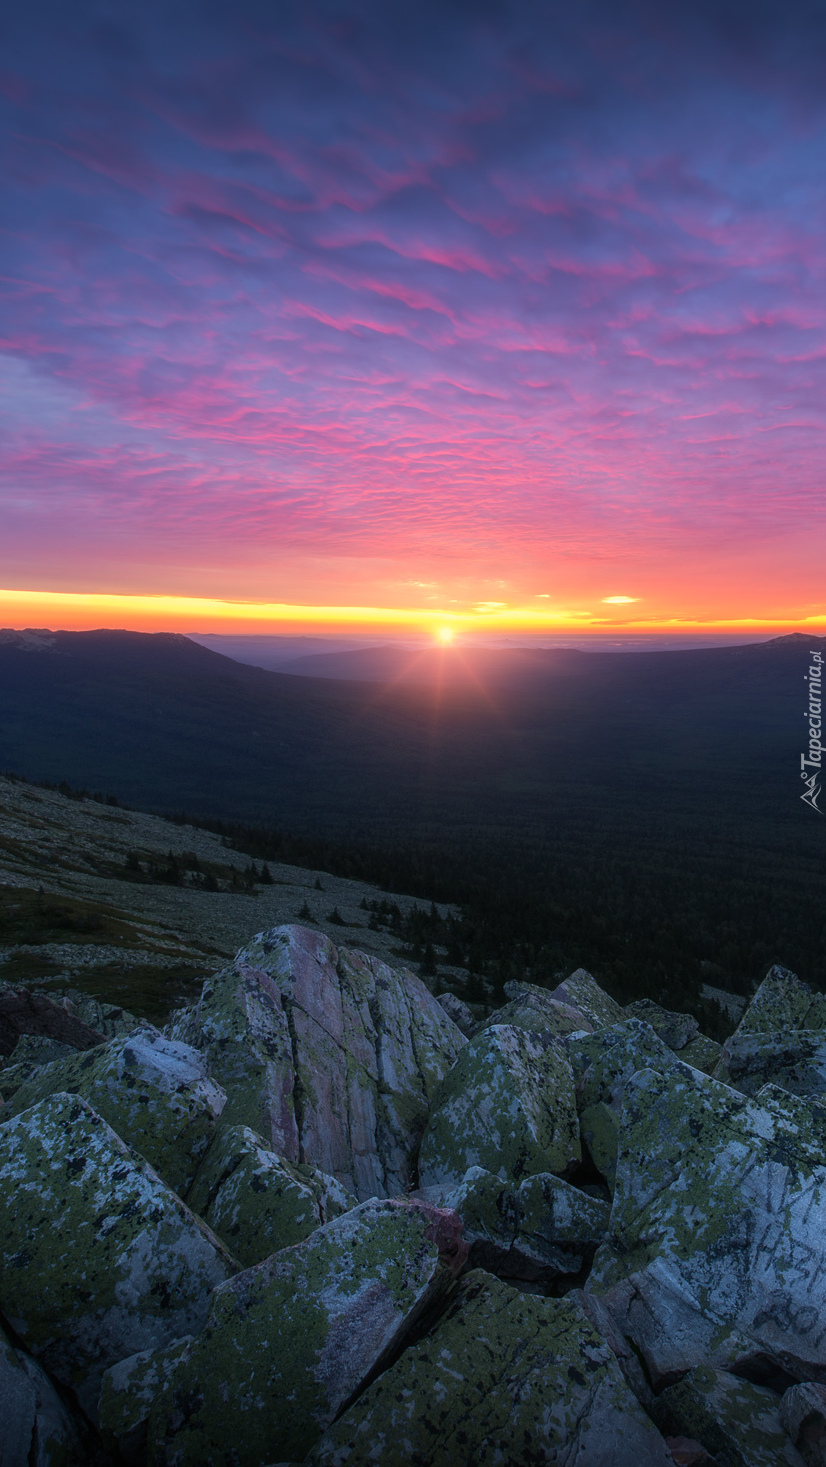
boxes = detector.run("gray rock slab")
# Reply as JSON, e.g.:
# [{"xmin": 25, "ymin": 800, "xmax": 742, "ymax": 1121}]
[
  {"xmin": 0, "ymin": 1092, "xmax": 236, "ymax": 1420},
  {"xmin": 718, "ymin": 1031, "xmax": 826, "ymax": 1100},
  {"xmin": 0, "ymin": 1322, "xmax": 87, "ymax": 1466},
  {"xmin": 306, "ymin": 1269, "xmax": 674, "ymax": 1466},
  {"xmin": 624, "ymin": 999, "xmax": 699, "ymax": 1052},
  {"xmin": 146, "ymin": 1198, "xmax": 468, "ymax": 1466},
  {"xmin": 186, "ymin": 1123, "xmax": 355, "ymax": 1266},
  {"xmin": 651, "ymin": 1364, "xmax": 805, "ymax": 1466},
  {"xmin": 735, "ymin": 966, "xmax": 826, "ymax": 1037},
  {"xmin": 781, "ymin": 1381, "xmax": 826, "ymax": 1466},
  {"xmin": 5, "ymin": 1025, "xmax": 226, "ymax": 1195},
  {"xmin": 417, "ymin": 1023, "xmax": 580, "ymax": 1189},
  {"xmin": 549, "ymin": 968, "xmax": 625, "ymax": 1029},
  {"xmin": 167, "ymin": 924, "xmax": 466, "ymax": 1200},
  {"xmin": 588, "ymin": 1064, "xmax": 826, "ymax": 1386}
]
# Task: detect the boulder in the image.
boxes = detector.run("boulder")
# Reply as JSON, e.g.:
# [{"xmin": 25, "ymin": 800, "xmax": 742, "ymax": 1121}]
[
  {"xmin": 146, "ymin": 1197, "xmax": 467, "ymax": 1465},
  {"xmin": 679, "ymin": 1034, "xmax": 723, "ymax": 1075},
  {"xmin": 186, "ymin": 1123, "xmax": 356, "ymax": 1266},
  {"xmin": 549, "ymin": 968, "xmax": 625, "ymax": 1029},
  {"xmin": 734, "ymin": 966, "xmax": 826, "ymax": 1036},
  {"xmin": 306, "ymin": 1269, "xmax": 674, "ymax": 1466},
  {"xmin": 569, "ymin": 1019, "xmax": 683, "ymax": 1187},
  {"xmin": 5, "ymin": 1025, "xmax": 226, "ymax": 1195},
  {"xmin": 624, "ymin": 998, "xmax": 699, "ymax": 1052},
  {"xmin": 417, "ymin": 1165, "xmax": 609, "ymax": 1280},
  {"xmin": 167, "ymin": 924, "xmax": 466, "ymax": 1200},
  {"xmin": 0, "ymin": 1092, "xmax": 236, "ymax": 1419},
  {"xmin": 99, "ymin": 1334, "xmax": 194, "ymax": 1467},
  {"xmin": 0, "ymin": 985, "xmax": 104, "ymax": 1059},
  {"xmin": 718, "ymin": 1031, "xmax": 826, "ymax": 1100},
  {"xmin": 417, "ymin": 1023, "xmax": 580, "ymax": 1189},
  {"xmin": 0, "ymin": 1322, "xmax": 88, "ymax": 1466},
  {"xmin": 781, "ymin": 1382, "xmax": 826, "ymax": 1466},
  {"xmin": 588, "ymin": 1064, "xmax": 826, "ymax": 1386},
  {"xmin": 484, "ymin": 979, "xmax": 594, "ymax": 1038},
  {"xmin": 651, "ymin": 1363, "xmax": 805, "ymax": 1466},
  {"xmin": 436, "ymin": 992, "xmax": 477, "ymax": 1034}
]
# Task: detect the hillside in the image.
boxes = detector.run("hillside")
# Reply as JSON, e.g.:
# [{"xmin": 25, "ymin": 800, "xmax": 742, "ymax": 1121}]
[
  {"xmin": 0, "ymin": 627, "xmax": 824, "ymax": 1008},
  {"xmin": 0, "ymin": 773, "xmax": 458, "ymax": 1021}
]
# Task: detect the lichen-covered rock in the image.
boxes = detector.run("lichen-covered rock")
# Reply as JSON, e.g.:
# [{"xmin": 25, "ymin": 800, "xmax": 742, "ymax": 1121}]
[
  {"xmin": 417, "ymin": 1023, "xmax": 580, "ymax": 1188},
  {"xmin": 580, "ymin": 1100, "xmax": 622, "ymax": 1189},
  {"xmin": 5, "ymin": 1025, "xmax": 226, "ymax": 1194},
  {"xmin": 306, "ymin": 1269, "xmax": 674, "ymax": 1466},
  {"xmin": 735, "ymin": 966, "xmax": 826, "ymax": 1036},
  {"xmin": 99, "ymin": 1335, "xmax": 194, "ymax": 1466},
  {"xmin": 588, "ymin": 1064, "xmax": 826, "ymax": 1385},
  {"xmin": 624, "ymin": 999, "xmax": 699, "ymax": 1052},
  {"xmin": 167, "ymin": 924, "xmax": 466, "ymax": 1200},
  {"xmin": 146, "ymin": 1197, "xmax": 468, "ymax": 1465},
  {"xmin": 0, "ymin": 984, "xmax": 105, "ymax": 1059},
  {"xmin": 549, "ymin": 968, "xmax": 625, "ymax": 1029},
  {"xmin": 484, "ymin": 980, "xmax": 594, "ymax": 1038},
  {"xmin": 679, "ymin": 1033, "xmax": 723, "ymax": 1075},
  {"xmin": 418, "ymin": 1165, "xmax": 608, "ymax": 1279},
  {"xmin": 717, "ymin": 1031, "xmax": 826, "ymax": 1099},
  {"xmin": 755, "ymin": 1084, "xmax": 826, "ymax": 1166},
  {"xmin": 0, "ymin": 1322, "xmax": 88, "ymax": 1466},
  {"xmin": 0, "ymin": 1092, "xmax": 237, "ymax": 1419},
  {"xmin": 651, "ymin": 1364, "xmax": 805, "ymax": 1466},
  {"xmin": 781, "ymin": 1381, "xmax": 826, "ymax": 1466},
  {"xmin": 186, "ymin": 1123, "xmax": 355, "ymax": 1266},
  {"xmin": 436, "ymin": 992, "xmax": 477, "ymax": 1034}
]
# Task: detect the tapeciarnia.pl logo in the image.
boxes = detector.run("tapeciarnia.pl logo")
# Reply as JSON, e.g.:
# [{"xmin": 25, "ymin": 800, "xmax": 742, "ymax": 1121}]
[{"xmin": 801, "ymin": 649, "xmax": 823, "ymax": 813}]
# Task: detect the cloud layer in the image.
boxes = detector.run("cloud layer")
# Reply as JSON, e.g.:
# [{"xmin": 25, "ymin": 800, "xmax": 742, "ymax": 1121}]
[{"xmin": 2, "ymin": 0, "xmax": 825, "ymax": 619}]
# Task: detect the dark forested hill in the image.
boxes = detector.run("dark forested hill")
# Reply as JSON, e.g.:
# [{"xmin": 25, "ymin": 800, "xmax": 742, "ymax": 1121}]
[{"xmin": 1, "ymin": 627, "xmax": 823, "ymax": 1009}]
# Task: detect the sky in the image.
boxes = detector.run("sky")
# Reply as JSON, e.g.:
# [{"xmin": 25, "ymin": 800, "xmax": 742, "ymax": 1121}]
[{"xmin": 2, "ymin": 0, "xmax": 826, "ymax": 637}]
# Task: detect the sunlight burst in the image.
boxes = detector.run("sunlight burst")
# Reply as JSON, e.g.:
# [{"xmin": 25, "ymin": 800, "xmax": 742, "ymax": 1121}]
[{"xmin": 436, "ymin": 626, "xmax": 455, "ymax": 644}]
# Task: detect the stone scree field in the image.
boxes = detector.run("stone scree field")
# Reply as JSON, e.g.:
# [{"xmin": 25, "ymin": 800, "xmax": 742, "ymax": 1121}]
[{"xmin": 3, "ymin": 928, "xmax": 826, "ymax": 1465}]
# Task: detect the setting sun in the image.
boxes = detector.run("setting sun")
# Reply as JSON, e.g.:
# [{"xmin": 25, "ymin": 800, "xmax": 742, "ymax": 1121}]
[{"xmin": 436, "ymin": 627, "xmax": 455, "ymax": 644}]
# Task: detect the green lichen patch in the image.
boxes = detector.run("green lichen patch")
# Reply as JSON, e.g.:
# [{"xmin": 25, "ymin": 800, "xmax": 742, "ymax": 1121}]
[
  {"xmin": 579, "ymin": 1100, "xmax": 621, "ymax": 1190},
  {"xmin": 186, "ymin": 1123, "xmax": 356, "ymax": 1266},
  {"xmin": 306, "ymin": 1269, "xmax": 673, "ymax": 1467},
  {"xmin": 623, "ymin": 999, "xmax": 699, "ymax": 1052},
  {"xmin": 736, "ymin": 965, "xmax": 826, "ymax": 1037},
  {"xmin": 0, "ymin": 1091, "xmax": 237, "ymax": 1420},
  {"xmin": 5, "ymin": 1025, "xmax": 226, "ymax": 1194},
  {"xmin": 549, "ymin": 968, "xmax": 625, "ymax": 1029},
  {"xmin": 718, "ymin": 1030, "xmax": 826, "ymax": 1100},
  {"xmin": 98, "ymin": 1334, "xmax": 193, "ymax": 1459},
  {"xmin": 652, "ymin": 1364, "xmax": 805, "ymax": 1466},
  {"xmin": 679, "ymin": 1033, "xmax": 723, "ymax": 1075},
  {"xmin": 418, "ymin": 1023, "xmax": 580, "ymax": 1189},
  {"xmin": 483, "ymin": 987, "xmax": 594, "ymax": 1039},
  {"xmin": 587, "ymin": 1064, "xmax": 826, "ymax": 1386},
  {"xmin": 147, "ymin": 1197, "xmax": 466, "ymax": 1466},
  {"xmin": 570, "ymin": 1019, "xmax": 680, "ymax": 1115}
]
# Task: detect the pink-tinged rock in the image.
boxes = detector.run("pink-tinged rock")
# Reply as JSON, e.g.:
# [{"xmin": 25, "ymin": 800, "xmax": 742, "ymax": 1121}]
[
  {"xmin": 145, "ymin": 1198, "xmax": 468, "ymax": 1465},
  {"xmin": 167, "ymin": 924, "xmax": 466, "ymax": 1200}
]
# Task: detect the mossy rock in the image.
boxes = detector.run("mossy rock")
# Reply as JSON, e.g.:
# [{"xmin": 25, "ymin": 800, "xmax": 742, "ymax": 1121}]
[
  {"xmin": 99, "ymin": 1334, "xmax": 194, "ymax": 1464},
  {"xmin": 736, "ymin": 965, "xmax": 826, "ymax": 1037},
  {"xmin": 588, "ymin": 1063, "xmax": 826, "ymax": 1387},
  {"xmin": 418, "ymin": 1165, "xmax": 607, "ymax": 1279},
  {"xmin": 186, "ymin": 1123, "xmax": 356, "ymax": 1266},
  {"xmin": 570, "ymin": 1018, "xmax": 681, "ymax": 1113},
  {"xmin": 549, "ymin": 968, "xmax": 625, "ymax": 1029},
  {"xmin": 652, "ymin": 1364, "xmax": 805, "ymax": 1466},
  {"xmin": 417, "ymin": 1023, "xmax": 580, "ymax": 1189},
  {"xmin": 5, "ymin": 1025, "xmax": 226, "ymax": 1195},
  {"xmin": 623, "ymin": 998, "xmax": 699, "ymax": 1052},
  {"xmin": 306, "ymin": 1269, "xmax": 673, "ymax": 1466},
  {"xmin": 483, "ymin": 986, "xmax": 594, "ymax": 1038},
  {"xmin": 167, "ymin": 924, "xmax": 466, "ymax": 1200},
  {"xmin": 0, "ymin": 1091, "xmax": 237, "ymax": 1420},
  {"xmin": 680, "ymin": 1033, "xmax": 723, "ymax": 1075},
  {"xmin": 717, "ymin": 1030, "xmax": 826, "ymax": 1100},
  {"xmin": 580, "ymin": 1100, "xmax": 621, "ymax": 1190},
  {"xmin": 146, "ymin": 1197, "xmax": 467, "ymax": 1465}
]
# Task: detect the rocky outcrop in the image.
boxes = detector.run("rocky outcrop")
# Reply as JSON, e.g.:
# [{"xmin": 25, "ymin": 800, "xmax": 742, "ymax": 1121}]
[
  {"xmin": 307, "ymin": 1269, "xmax": 674, "ymax": 1466},
  {"xmin": 185, "ymin": 1122, "xmax": 356, "ymax": 1266},
  {"xmin": 418, "ymin": 1023, "xmax": 580, "ymax": 1188},
  {"xmin": 141, "ymin": 1198, "xmax": 467, "ymax": 1464},
  {"xmin": 5, "ymin": 1025, "xmax": 227, "ymax": 1194},
  {"xmin": 0, "ymin": 983, "xmax": 105, "ymax": 1058},
  {"xmin": 2, "ymin": 930, "xmax": 824, "ymax": 1465},
  {"xmin": 0, "ymin": 1092, "xmax": 236, "ymax": 1419},
  {"xmin": 167, "ymin": 923, "xmax": 465, "ymax": 1200}
]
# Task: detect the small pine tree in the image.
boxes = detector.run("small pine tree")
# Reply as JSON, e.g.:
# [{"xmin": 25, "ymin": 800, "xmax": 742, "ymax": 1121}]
[
  {"xmin": 314, "ymin": 877, "xmax": 324, "ymax": 891},
  {"xmin": 260, "ymin": 864, "xmax": 274, "ymax": 885},
  {"xmin": 328, "ymin": 906, "xmax": 346, "ymax": 926},
  {"xmin": 298, "ymin": 901, "xmax": 312, "ymax": 920}
]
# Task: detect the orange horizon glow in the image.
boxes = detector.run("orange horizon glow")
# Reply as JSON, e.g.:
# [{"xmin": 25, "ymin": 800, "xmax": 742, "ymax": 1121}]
[{"xmin": 2, "ymin": 587, "xmax": 826, "ymax": 639}]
